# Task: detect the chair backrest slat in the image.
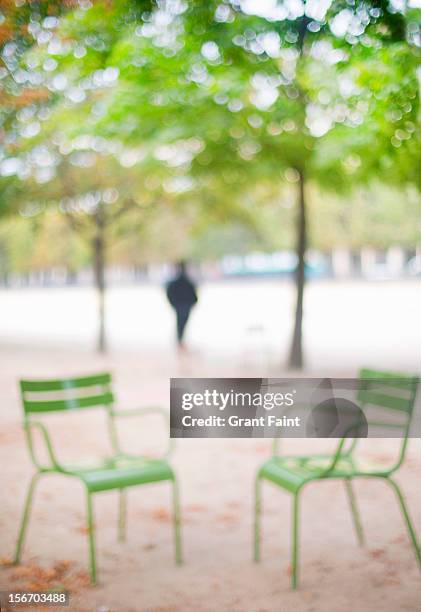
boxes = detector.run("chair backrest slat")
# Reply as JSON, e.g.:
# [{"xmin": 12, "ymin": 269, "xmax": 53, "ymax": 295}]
[
  {"xmin": 20, "ymin": 373, "xmax": 111, "ymax": 393},
  {"xmin": 20, "ymin": 373, "xmax": 113, "ymax": 415},
  {"xmin": 357, "ymin": 368, "xmax": 417, "ymax": 416},
  {"xmin": 23, "ymin": 391, "xmax": 114, "ymax": 414},
  {"xmin": 357, "ymin": 390, "xmax": 411, "ymax": 413}
]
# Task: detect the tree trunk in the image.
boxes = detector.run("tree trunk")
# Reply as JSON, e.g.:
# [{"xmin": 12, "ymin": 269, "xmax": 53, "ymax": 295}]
[
  {"xmin": 288, "ymin": 169, "xmax": 306, "ymax": 369},
  {"xmin": 92, "ymin": 207, "xmax": 106, "ymax": 353}
]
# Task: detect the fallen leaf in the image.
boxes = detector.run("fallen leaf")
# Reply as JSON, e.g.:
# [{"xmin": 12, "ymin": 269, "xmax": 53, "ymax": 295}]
[
  {"xmin": 0, "ymin": 556, "xmax": 13, "ymax": 567},
  {"xmin": 150, "ymin": 507, "xmax": 171, "ymax": 522},
  {"xmin": 369, "ymin": 548, "xmax": 386, "ymax": 559}
]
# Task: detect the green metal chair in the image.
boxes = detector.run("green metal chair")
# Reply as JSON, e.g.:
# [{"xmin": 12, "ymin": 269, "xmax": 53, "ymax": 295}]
[
  {"xmin": 14, "ymin": 372, "xmax": 182, "ymax": 584},
  {"xmin": 254, "ymin": 368, "xmax": 421, "ymax": 588}
]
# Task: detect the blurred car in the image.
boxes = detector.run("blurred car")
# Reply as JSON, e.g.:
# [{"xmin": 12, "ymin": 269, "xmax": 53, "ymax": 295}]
[{"xmin": 220, "ymin": 251, "xmax": 330, "ymax": 279}]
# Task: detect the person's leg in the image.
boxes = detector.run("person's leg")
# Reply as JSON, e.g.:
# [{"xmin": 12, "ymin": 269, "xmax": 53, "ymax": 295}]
[
  {"xmin": 176, "ymin": 310, "xmax": 183, "ymax": 343},
  {"xmin": 176, "ymin": 307, "xmax": 190, "ymax": 344}
]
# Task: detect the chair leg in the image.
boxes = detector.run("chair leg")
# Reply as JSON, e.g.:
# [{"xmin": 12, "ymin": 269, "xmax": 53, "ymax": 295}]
[
  {"xmin": 254, "ymin": 474, "xmax": 262, "ymax": 562},
  {"xmin": 291, "ymin": 491, "xmax": 300, "ymax": 589},
  {"xmin": 86, "ymin": 491, "xmax": 97, "ymax": 584},
  {"xmin": 171, "ymin": 478, "xmax": 182, "ymax": 565},
  {"xmin": 344, "ymin": 479, "xmax": 365, "ymax": 546},
  {"xmin": 14, "ymin": 473, "xmax": 41, "ymax": 564},
  {"xmin": 118, "ymin": 489, "xmax": 127, "ymax": 542},
  {"xmin": 386, "ymin": 477, "xmax": 421, "ymax": 569}
]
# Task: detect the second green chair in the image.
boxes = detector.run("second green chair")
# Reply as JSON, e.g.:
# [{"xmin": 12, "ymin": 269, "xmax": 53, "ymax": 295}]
[{"xmin": 254, "ymin": 368, "xmax": 421, "ymax": 588}]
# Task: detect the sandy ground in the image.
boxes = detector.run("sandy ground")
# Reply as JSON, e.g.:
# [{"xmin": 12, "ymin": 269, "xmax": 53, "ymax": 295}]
[
  {"xmin": 0, "ymin": 278, "xmax": 420, "ymax": 371},
  {"xmin": 0, "ymin": 280, "xmax": 421, "ymax": 611}
]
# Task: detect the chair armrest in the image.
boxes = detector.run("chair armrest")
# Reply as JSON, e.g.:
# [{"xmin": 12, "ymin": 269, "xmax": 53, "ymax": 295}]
[
  {"xmin": 110, "ymin": 407, "xmax": 174, "ymax": 458},
  {"xmin": 25, "ymin": 420, "xmax": 64, "ymax": 471},
  {"xmin": 326, "ymin": 418, "xmax": 367, "ymax": 472}
]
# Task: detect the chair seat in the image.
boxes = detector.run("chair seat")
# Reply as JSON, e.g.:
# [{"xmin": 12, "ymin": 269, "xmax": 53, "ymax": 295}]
[
  {"xmin": 64, "ymin": 455, "xmax": 174, "ymax": 492},
  {"xmin": 259, "ymin": 455, "xmax": 389, "ymax": 493}
]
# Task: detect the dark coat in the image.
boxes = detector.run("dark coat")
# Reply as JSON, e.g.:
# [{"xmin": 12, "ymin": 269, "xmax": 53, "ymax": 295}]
[{"xmin": 166, "ymin": 274, "xmax": 198, "ymax": 310}]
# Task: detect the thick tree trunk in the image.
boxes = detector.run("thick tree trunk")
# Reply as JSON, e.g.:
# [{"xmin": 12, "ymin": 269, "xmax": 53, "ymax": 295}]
[
  {"xmin": 288, "ymin": 169, "xmax": 306, "ymax": 369},
  {"xmin": 92, "ymin": 207, "xmax": 106, "ymax": 353}
]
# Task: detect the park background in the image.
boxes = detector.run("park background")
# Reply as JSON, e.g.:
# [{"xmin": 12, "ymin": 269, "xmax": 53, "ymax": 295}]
[{"xmin": 0, "ymin": 1, "xmax": 421, "ymax": 610}]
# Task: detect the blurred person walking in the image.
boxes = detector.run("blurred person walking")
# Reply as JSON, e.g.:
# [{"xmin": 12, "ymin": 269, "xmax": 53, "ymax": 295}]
[{"xmin": 166, "ymin": 261, "xmax": 198, "ymax": 349}]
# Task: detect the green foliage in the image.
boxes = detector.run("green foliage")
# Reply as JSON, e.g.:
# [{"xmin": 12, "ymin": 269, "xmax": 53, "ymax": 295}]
[
  {"xmin": 0, "ymin": 210, "xmax": 90, "ymax": 274},
  {"xmin": 0, "ymin": 0, "xmax": 420, "ymax": 272}
]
